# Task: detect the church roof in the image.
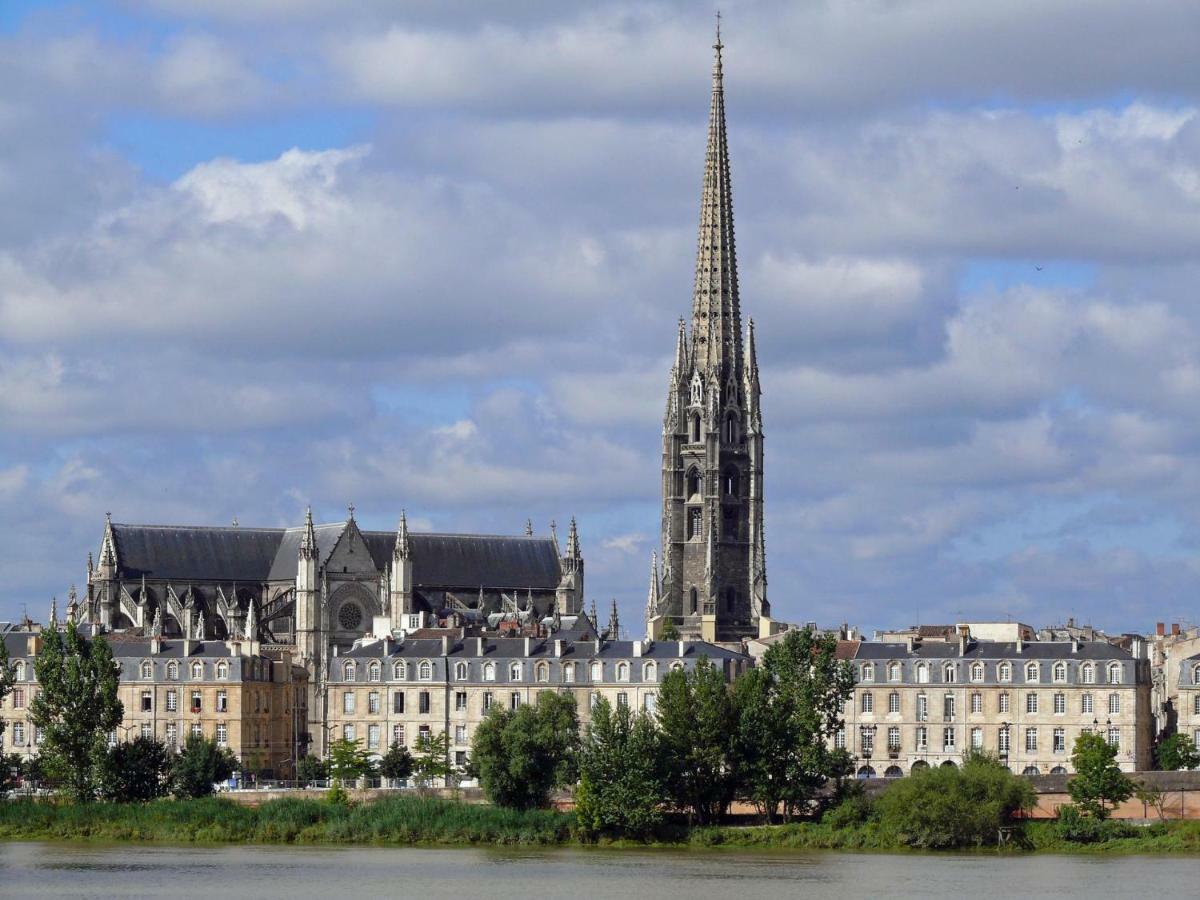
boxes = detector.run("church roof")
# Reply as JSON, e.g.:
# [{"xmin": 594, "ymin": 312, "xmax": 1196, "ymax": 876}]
[{"xmin": 107, "ymin": 521, "xmax": 562, "ymax": 590}]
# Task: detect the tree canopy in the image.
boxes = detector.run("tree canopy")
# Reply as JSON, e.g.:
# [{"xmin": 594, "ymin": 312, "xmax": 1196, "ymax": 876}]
[
  {"xmin": 575, "ymin": 698, "xmax": 665, "ymax": 840},
  {"xmin": 172, "ymin": 736, "xmax": 237, "ymax": 799},
  {"xmin": 1069, "ymin": 732, "xmax": 1134, "ymax": 818},
  {"xmin": 471, "ymin": 691, "xmax": 579, "ymax": 809}
]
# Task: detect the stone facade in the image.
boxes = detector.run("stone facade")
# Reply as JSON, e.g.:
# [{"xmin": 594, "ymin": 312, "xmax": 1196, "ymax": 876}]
[
  {"xmin": 649, "ymin": 35, "xmax": 767, "ymax": 644},
  {"xmin": 1178, "ymin": 653, "xmax": 1200, "ymax": 753},
  {"xmin": 324, "ymin": 631, "xmax": 751, "ymax": 776},
  {"xmin": 841, "ymin": 636, "xmax": 1153, "ymax": 777},
  {"xmin": 1, "ymin": 625, "xmax": 306, "ymax": 778}
]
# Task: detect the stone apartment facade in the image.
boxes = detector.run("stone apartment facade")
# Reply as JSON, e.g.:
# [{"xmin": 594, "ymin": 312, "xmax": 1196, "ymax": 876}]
[
  {"xmin": 324, "ymin": 630, "xmax": 751, "ymax": 773},
  {"xmin": 1178, "ymin": 652, "xmax": 1200, "ymax": 753},
  {"xmin": 841, "ymin": 634, "xmax": 1153, "ymax": 776},
  {"xmin": 1, "ymin": 625, "xmax": 307, "ymax": 778}
]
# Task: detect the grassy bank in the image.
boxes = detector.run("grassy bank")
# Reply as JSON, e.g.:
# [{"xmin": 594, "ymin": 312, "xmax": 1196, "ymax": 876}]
[
  {"xmin": 1, "ymin": 797, "xmax": 1199, "ymax": 853},
  {"xmin": 0, "ymin": 795, "xmax": 573, "ymax": 846}
]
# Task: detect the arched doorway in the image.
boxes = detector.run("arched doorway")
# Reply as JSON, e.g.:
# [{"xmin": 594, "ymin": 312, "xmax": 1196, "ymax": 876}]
[
  {"xmin": 1022, "ymin": 766, "xmax": 1041, "ymax": 776},
  {"xmin": 856, "ymin": 766, "xmax": 876, "ymax": 779},
  {"xmin": 910, "ymin": 760, "xmax": 930, "ymax": 771},
  {"xmin": 1050, "ymin": 766, "xmax": 1068, "ymax": 775},
  {"xmin": 940, "ymin": 760, "xmax": 957, "ymax": 768},
  {"xmin": 884, "ymin": 765, "xmax": 903, "ymax": 778}
]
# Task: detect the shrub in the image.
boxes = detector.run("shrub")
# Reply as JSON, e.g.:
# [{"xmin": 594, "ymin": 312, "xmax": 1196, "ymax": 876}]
[
  {"xmin": 874, "ymin": 751, "xmax": 1035, "ymax": 849},
  {"xmin": 171, "ymin": 737, "xmax": 237, "ymax": 799},
  {"xmin": 1056, "ymin": 803, "xmax": 1138, "ymax": 843},
  {"xmin": 822, "ymin": 790, "xmax": 875, "ymax": 830}
]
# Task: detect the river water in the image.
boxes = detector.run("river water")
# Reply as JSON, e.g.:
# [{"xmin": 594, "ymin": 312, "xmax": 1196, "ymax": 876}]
[{"xmin": 1, "ymin": 842, "xmax": 1196, "ymax": 899}]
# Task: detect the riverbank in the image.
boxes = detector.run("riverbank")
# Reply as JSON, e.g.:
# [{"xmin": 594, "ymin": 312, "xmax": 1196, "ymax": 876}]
[{"xmin": 2, "ymin": 796, "xmax": 1199, "ymax": 853}]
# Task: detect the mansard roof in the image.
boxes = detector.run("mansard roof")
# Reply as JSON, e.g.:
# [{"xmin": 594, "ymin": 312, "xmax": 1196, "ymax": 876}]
[
  {"xmin": 853, "ymin": 640, "xmax": 1134, "ymax": 662},
  {"xmin": 342, "ymin": 637, "xmax": 748, "ymax": 662},
  {"xmin": 106, "ymin": 521, "xmax": 563, "ymax": 591}
]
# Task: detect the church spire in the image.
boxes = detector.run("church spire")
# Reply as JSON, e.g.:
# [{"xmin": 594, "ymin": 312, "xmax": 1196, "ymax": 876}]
[
  {"xmin": 645, "ymin": 551, "xmax": 661, "ymax": 624},
  {"xmin": 689, "ymin": 20, "xmax": 741, "ymax": 379},
  {"xmin": 300, "ymin": 506, "xmax": 317, "ymax": 560},
  {"xmin": 395, "ymin": 509, "xmax": 411, "ymax": 559}
]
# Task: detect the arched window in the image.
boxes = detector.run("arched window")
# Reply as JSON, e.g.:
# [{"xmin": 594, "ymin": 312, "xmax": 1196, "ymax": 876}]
[
  {"xmin": 13, "ymin": 661, "xmax": 24, "ymax": 681},
  {"xmin": 1107, "ymin": 663, "xmax": 1122, "ymax": 685},
  {"xmin": 140, "ymin": 660, "xmax": 153, "ymax": 680},
  {"xmin": 563, "ymin": 662, "xmax": 576, "ymax": 683},
  {"xmin": 690, "ymin": 414, "xmax": 701, "ymax": 443},
  {"xmin": 590, "ymin": 661, "xmax": 603, "ymax": 682},
  {"xmin": 1081, "ymin": 663, "xmax": 1095, "ymax": 684},
  {"xmin": 1025, "ymin": 663, "xmax": 1040, "ymax": 682},
  {"xmin": 670, "ymin": 662, "xmax": 684, "ymax": 673},
  {"xmin": 724, "ymin": 415, "xmax": 738, "ymax": 445},
  {"xmin": 1193, "ymin": 664, "xmax": 1200, "ymax": 685},
  {"xmin": 616, "ymin": 662, "xmax": 630, "ymax": 682},
  {"xmin": 508, "ymin": 662, "xmax": 522, "ymax": 681},
  {"xmin": 394, "ymin": 661, "xmax": 407, "ymax": 680},
  {"xmin": 860, "ymin": 664, "xmax": 875, "ymax": 683},
  {"xmin": 482, "ymin": 661, "xmax": 495, "ymax": 681},
  {"xmin": 688, "ymin": 587, "xmax": 699, "ymax": 614},
  {"xmin": 686, "ymin": 468, "xmax": 703, "ymax": 497},
  {"xmin": 943, "ymin": 664, "xmax": 957, "ymax": 683},
  {"xmin": 454, "ymin": 661, "xmax": 468, "ymax": 681},
  {"xmin": 887, "ymin": 662, "xmax": 901, "ymax": 682},
  {"xmin": 191, "ymin": 661, "xmax": 203, "ymax": 680},
  {"xmin": 166, "ymin": 661, "xmax": 178, "ymax": 681},
  {"xmin": 915, "ymin": 663, "xmax": 929, "ymax": 684},
  {"xmin": 536, "ymin": 662, "xmax": 549, "ymax": 683},
  {"xmin": 216, "ymin": 661, "xmax": 228, "ymax": 680},
  {"xmin": 997, "ymin": 662, "xmax": 1012, "ymax": 683},
  {"xmin": 643, "ymin": 662, "xmax": 657, "ymax": 682},
  {"xmin": 1052, "ymin": 662, "xmax": 1066, "ymax": 683},
  {"xmin": 970, "ymin": 662, "xmax": 984, "ymax": 682},
  {"xmin": 418, "ymin": 660, "xmax": 433, "ymax": 681},
  {"xmin": 723, "ymin": 467, "xmax": 738, "ymax": 497},
  {"xmin": 367, "ymin": 662, "xmax": 380, "ymax": 683},
  {"xmin": 343, "ymin": 660, "xmax": 356, "ymax": 681}
]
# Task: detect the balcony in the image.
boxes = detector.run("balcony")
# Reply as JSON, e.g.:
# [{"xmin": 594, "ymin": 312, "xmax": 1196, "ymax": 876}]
[{"xmin": 887, "ymin": 745, "xmax": 901, "ymax": 759}]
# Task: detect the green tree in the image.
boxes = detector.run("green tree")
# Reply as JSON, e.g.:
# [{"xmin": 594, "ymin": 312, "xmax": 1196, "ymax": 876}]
[
  {"xmin": 379, "ymin": 741, "xmax": 414, "ymax": 784},
  {"xmin": 656, "ymin": 657, "xmax": 737, "ymax": 824},
  {"xmin": 29, "ymin": 621, "xmax": 123, "ymax": 802},
  {"xmin": 1069, "ymin": 731, "xmax": 1134, "ymax": 818},
  {"xmin": 296, "ymin": 754, "xmax": 328, "ymax": 787},
  {"xmin": 171, "ymin": 736, "xmax": 237, "ymax": 798},
  {"xmin": 1155, "ymin": 732, "xmax": 1200, "ymax": 771},
  {"xmin": 327, "ymin": 737, "xmax": 375, "ymax": 786},
  {"xmin": 875, "ymin": 750, "xmax": 1036, "ymax": 848},
  {"xmin": 735, "ymin": 627, "xmax": 856, "ymax": 821},
  {"xmin": 0, "ymin": 753, "xmax": 21, "ymax": 797},
  {"xmin": 660, "ymin": 620, "xmax": 680, "ymax": 641},
  {"xmin": 99, "ymin": 737, "xmax": 173, "ymax": 802},
  {"xmin": 471, "ymin": 691, "xmax": 580, "ymax": 809},
  {"xmin": 575, "ymin": 698, "xmax": 665, "ymax": 840},
  {"xmin": 413, "ymin": 730, "xmax": 451, "ymax": 788}
]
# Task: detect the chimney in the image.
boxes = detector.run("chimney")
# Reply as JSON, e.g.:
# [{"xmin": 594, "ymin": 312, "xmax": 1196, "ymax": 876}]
[
  {"xmin": 678, "ymin": 640, "xmax": 685, "ymax": 658},
  {"xmin": 230, "ymin": 641, "xmax": 242, "ymax": 657},
  {"xmin": 441, "ymin": 635, "xmax": 450, "ymax": 656},
  {"xmin": 958, "ymin": 634, "xmax": 967, "ymax": 656},
  {"xmin": 1015, "ymin": 637, "xmax": 1023, "ymax": 654},
  {"xmin": 26, "ymin": 635, "xmax": 42, "ymax": 656},
  {"xmin": 1071, "ymin": 638, "xmax": 1079, "ymax": 654},
  {"xmin": 477, "ymin": 637, "xmax": 486, "ymax": 657},
  {"xmin": 633, "ymin": 640, "xmax": 643, "ymax": 658},
  {"xmin": 151, "ymin": 635, "xmax": 161, "ymax": 654},
  {"xmin": 1172, "ymin": 623, "xmax": 1180, "ymax": 636},
  {"xmin": 1156, "ymin": 622, "xmax": 1165, "ymax": 637},
  {"xmin": 905, "ymin": 635, "xmax": 914, "ymax": 653},
  {"xmin": 524, "ymin": 637, "xmax": 532, "ymax": 657},
  {"xmin": 554, "ymin": 639, "xmax": 563, "ymax": 657}
]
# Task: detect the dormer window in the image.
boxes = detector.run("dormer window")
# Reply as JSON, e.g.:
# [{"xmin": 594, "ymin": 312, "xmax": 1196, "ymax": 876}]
[
  {"xmin": 1025, "ymin": 663, "xmax": 1040, "ymax": 682},
  {"xmin": 1106, "ymin": 663, "xmax": 1122, "ymax": 685},
  {"xmin": 368, "ymin": 662, "xmax": 381, "ymax": 683},
  {"xmin": 943, "ymin": 664, "xmax": 957, "ymax": 683},
  {"xmin": 887, "ymin": 662, "xmax": 901, "ymax": 682},
  {"xmin": 216, "ymin": 661, "xmax": 228, "ymax": 680},
  {"xmin": 643, "ymin": 662, "xmax": 657, "ymax": 682},
  {"xmin": 508, "ymin": 662, "xmax": 522, "ymax": 681},
  {"xmin": 454, "ymin": 662, "xmax": 468, "ymax": 681},
  {"xmin": 860, "ymin": 664, "xmax": 875, "ymax": 683},
  {"xmin": 536, "ymin": 662, "xmax": 549, "ymax": 683},
  {"xmin": 590, "ymin": 661, "xmax": 603, "ymax": 682},
  {"xmin": 418, "ymin": 660, "xmax": 433, "ymax": 681},
  {"xmin": 1081, "ymin": 663, "xmax": 1095, "ymax": 684},
  {"xmin": 191, "ymin": 661, "xmax": 203, "ymax": 680},
  {"xmin": 970, "ymin": 663, "xmax": 984, "ymax": 682},
  {"xmin": 140, "ymin": 660, "xmax": 153, "ymax": 680},
  {"xmin": 1052, "ymin": 662, "xmax": 1067, "ymax": 683},
  {"xmin": 167, "ymin": 661, "xmax": 179, "ymax": 681},
  {"xmin": 998, "ymin": 662, "xmax": 1011, "ymax": 683},
  {"xmin": 394, "ymin": 661, "xmax": 407, "ymax": 680},
  {"xmin": 343, "ymin": 660, "xmax": 356, "ymax": 681}
]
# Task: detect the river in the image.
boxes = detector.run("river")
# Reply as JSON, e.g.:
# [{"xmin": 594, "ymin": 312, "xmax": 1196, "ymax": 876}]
[{"xmin": 1, "ymin": 842, "xmax": 1196, "ymax": 898}]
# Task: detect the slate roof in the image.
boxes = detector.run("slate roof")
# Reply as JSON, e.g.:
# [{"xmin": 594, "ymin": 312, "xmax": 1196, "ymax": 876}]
[
  {"xmin": 853, "ymin": 640, "xmax": 1133, "ymax": 661},
  {"xmin": 108, "ymin": 522, "xmax": 562, "ymax": 590},
  {"xmin": 343, "ymin": 637, "xmax": 748, "ymax": 662}
]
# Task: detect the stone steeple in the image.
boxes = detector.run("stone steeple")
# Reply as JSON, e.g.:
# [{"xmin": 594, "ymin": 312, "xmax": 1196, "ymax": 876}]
[
  {"xmin": 390, "ymin": 510, "xmax": 414, "ymax": 625},
  {"xmin": 653, "ymin": 29, "xmax": 768, "ymax": 642},
  {"xmin": 556, "ymin": 516, "xmax": 584, "ymax": 616}
]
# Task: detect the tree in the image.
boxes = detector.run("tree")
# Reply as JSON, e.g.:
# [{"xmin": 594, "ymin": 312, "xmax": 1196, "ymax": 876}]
[
  {"xmin": 1069, "ymin": 731, "xmax": 1134, "ymax": 819},
  {"xmin": 874, "ymin": 750, "xmax": 1035, "ymax": 848},
  {"xmin": 471, "ymin": 691, "xmax": 580, "ymax": 809},
  {"xmin": 0, "ymin": 639, "xmax": 14, "ymax": 746},
  {"xmin": 326, "ymin": 738, "xmax": 374, "ymax": 786},
  {"xmin": 99, "ymin": 737, "xmax": 172, "ymax": 802},
  {"xmin": 379, "ymin": 742, "xmax": 414, "ymax": 784},
  {"xmin": 296, "ymin": 754, "xmax": 328, "ymax": 787},
  {"xmin": 656, "ymin": 657, "xmax": 737, "ymax": 824},
  {"xmin": 0, "ymin": 754, "xmax": 21, "ymax": 798},
  {"xmin": 575, "ymin": 698, "xmax": 665, "ymax": 840},
  {"xmin": 734, "ymin": 627, "xmax": 856, "ymax": 821},
  {"xmin": 413, "ymin": 730, "xmax": 451, "ymax": 789},
  {"xmin": 660, "ymin": 620, "xmax": 680, "ymax": 641},
  {"xmin": 171, "ymin": 736, "xmax": 237, "ymax": 799},
  {"xmin": 1134, "ymin": 781, "xmax": 1168, "ymax": 821},
  {"xmin": 29, "ymin": 621, "xmax": 123, "ymax": 802},
  {"xmin": 1155, "ymin": 732, "xmax": 1200, "ymax": 771}
]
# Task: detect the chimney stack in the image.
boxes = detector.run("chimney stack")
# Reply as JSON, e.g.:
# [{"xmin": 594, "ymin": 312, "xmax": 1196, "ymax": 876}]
[
  {"xmin": 1172, "ymin": 623, "xmax": 1180, "ymax": 636},
  {"xmin": 1156, "ymin": 622, "xmax": 1165, "ymax": 637}
]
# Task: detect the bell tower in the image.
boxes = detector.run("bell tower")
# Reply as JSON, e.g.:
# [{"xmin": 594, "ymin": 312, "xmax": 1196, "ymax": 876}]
[{"xmin": 650, "ymin": 29, "xmax": 768, "ymax": 642}]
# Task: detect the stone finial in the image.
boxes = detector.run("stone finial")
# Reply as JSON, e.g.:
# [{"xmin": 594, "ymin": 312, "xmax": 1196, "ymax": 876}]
[
  {"xmin": 300, "ymin": 506, "xmax": 317, "ymax": 559},
  {"xmin": 566, "ymin": 517, "xmax": 581, "ymax": 559},
  {"xmin": 395, "ymin": 509, "xmax": 411, "ymax": 558},
  {"xmin": 524, "ymin": 518, "xmax": 533, "ymax": 536}
]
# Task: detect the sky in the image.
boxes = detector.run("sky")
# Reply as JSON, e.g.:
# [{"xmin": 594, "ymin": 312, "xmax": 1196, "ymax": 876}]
[{"xmin": 2, "ymin": 1, "xmax": 1200, "ymax": 636}]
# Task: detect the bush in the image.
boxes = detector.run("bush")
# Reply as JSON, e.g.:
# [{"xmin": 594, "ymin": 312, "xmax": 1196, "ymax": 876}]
[
  {"xmin": 1056, "ymin": 803, "xmax": 1137, "ymax": 843},
  {"xmin": 873, "ymin": 751, "xmax": 1035, "ymax": 849},
  {"xmin": 99, "ymin": 737, "xmax": 173, "ymax": 802},
  {"xmin": 171, "ymin": 737, "xmax": 237, "ymax": 799},
  {"xmin": 822, "ymin": 791, "xmax": 876, "ymax": 830}
]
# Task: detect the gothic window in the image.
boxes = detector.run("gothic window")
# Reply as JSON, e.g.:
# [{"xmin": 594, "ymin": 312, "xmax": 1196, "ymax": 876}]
[
  {"xmin": 690, "ymin": 414, "xmax": 701, "ymax": 442},
  {"xmin": 723, "ymin": 467, "xmax": 738, "ymax": 497},
  {"xmin": 687, "ymin": 468, "xmax": 703, "ymax": 497},
  {"xmin": 688, "ymin": 508, "xmax": 702, "ymax": 540},
  {"xmin": 338, "ymin": 602, "xmax": 363, "ymax": 632},
  {"xmin": 343, "ymin": 661, "xmax": 355, "ymax": 681},
  {"xmin": 724, "ymin": 415, "xmax": 738, "ymax": 444},
  {"xmin": 689, "ymin": 587, "xmax": 699, "ymax": 615},
  {"xmin": 723, "ymin": 508, "xmax": 737, "ymax": 540}
]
